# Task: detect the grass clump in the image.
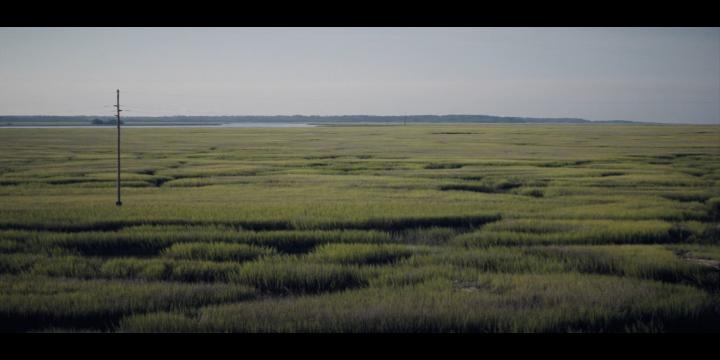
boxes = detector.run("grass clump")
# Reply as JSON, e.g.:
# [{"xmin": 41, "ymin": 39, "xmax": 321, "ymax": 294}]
[
  {"xmin": 118, "ymin": 312, "xmax": 200, "ymax": 333},
  {"xmin": 170, "ymin": 261, "xmax": 243, "ymax": 282},
  {"xmin": 230, "ymin": 230, "xmax": 393, "ymax": 253},
  {"xmin": 408, "ymin": 247, "xmax": 564, "ymax": 273},
  {"xmin": 0, "ymin": 275, "xmax": 255, "ymax": 331},
  {"xmin": 31, "ymin": 256, "xmax": 103, "ymax": 279},
  {"xmin": 525, "ymin": 245, "xmax": 720, "ymax": 291},
  {"xmin": 118, "ymin": 274, "xmax": 715, "ymax": 333},
  {"xmin": 0, "ymin": 254, "xmax": 45, "ymax": 274},
  {"xmin": 308, "ymin": 243, "xmax": 420, "ymax": 265},
  {"xmin": 230, "ymin": 257, "xmax": 369, "ymax": 294},
  {"xmin": 99, "ymin": 258, "xmax": 173, "ymax": 280},
  {"xmin": 452, "ymin": 219, "xmax": 676, "ymax": 247},
  {"xmin": 162, "ymin": 243, "xmax": 276, "ymax": 262},
  {"xmin": 98, "ymin": 258, "xmax": 243, "ymax": 282}
]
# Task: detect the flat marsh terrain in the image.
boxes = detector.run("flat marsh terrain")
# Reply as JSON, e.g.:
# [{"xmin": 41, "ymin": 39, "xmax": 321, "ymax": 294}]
[{"xmin": 1, "ymin": 124, "xmax": 719, "ymax": 332}]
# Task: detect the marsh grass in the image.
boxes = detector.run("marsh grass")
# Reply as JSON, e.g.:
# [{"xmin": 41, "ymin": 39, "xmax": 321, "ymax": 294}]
[
  {"xmin": 0, "ymin": 253, "xmax": 45, "ymax": 274},
  {"xmin": 0, "ymin": 213, "xmax": 501, "ymax": 233},
  {"xmin": 1, "ymin": 124, "xmax": 719, "ymax": 332},
  {"xmin": 118, "ymin": 274, "xmax": 715, "ymax": 333},
  {"xmin": 452, "ymin": 219, "xmax": 679, "ymax": 247},
  {"xmin": 31, "ymin": 256, "xmax": 104, "ymax": 279},
  {"xmin": 230, "ymin": 257, "xmax": 370, "ymax": 294},
  {"xmin": 227, "ymin": 230, "xmax": 394, "ymax": 253},
  {"xmin": 162, "ymin": 243, "xmax": 276, "ymax": 261},
  {"xmin": 0, "ymin": 275, "xmax": 255, "ymax": 331},
  {"xmin": 97, "ymin": 258, "xmax": 245, "ymax": 283},
  {"xmin": 399, "ymin": 244, "xmax": 719, "ymax": 289},
  {"xmin": 7, "ymin": 228, "xmax": 394, "ymax": 256},
  {"xmin": 525, "ymin": 245, "xmax": 720, "ymax": 291},
  {"xmin": 308, "ymin": 243, "xmax": 421, "ymax": 265}
]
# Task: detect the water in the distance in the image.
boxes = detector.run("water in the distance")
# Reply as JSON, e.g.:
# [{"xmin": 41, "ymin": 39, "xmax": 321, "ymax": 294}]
[{"xmin": 0, "ymin": 123, "xmax": 317, "ymax": 129}]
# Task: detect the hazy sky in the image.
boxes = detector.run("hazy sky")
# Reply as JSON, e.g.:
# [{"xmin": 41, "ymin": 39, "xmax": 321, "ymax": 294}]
[{"xmin": 1, "ymin": 27, "xmax": 718, "ymax": 123}]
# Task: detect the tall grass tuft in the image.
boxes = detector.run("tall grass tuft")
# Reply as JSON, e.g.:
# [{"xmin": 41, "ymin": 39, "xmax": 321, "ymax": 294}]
[
  {"xmin": 230, "ymin": 257, "xmax": 370, "ymax": 294},
  {"xmin": 0, "ymin": 275, "xmax": 255, "ymax": 331},
  {"xmin": 308, "ymin": 243, "xmax": 421, "ymax": 265},
  {"xmin": 118, "ymin": 274, "xmax": 715, "ymax": 333},
  {"xmin": 162, "ymin": 243, "xmax": 276, "ymax": 262}
]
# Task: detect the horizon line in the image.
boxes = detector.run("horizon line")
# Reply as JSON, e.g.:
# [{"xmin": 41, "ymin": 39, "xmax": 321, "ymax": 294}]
[{"xmin": 2, "ymin": 113, "xmax": 719, "ymax": 125}]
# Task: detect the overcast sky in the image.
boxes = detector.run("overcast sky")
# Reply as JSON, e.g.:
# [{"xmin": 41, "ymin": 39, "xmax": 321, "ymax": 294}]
[{"xmin": 1, "ymin": 27, "xmax": 718, "ymax": 123}]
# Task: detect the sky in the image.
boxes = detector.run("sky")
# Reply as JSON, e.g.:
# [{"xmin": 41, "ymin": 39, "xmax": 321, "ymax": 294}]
[{"xmin": 0, "ymin": 27, "xmax": 718, "ymax": 123}]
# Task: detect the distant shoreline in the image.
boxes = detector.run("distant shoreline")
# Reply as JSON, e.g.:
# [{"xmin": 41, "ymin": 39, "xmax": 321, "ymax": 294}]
[
  {"xmin": 0, "ymin": 123, "xmax": 318, "ymax": 129},
  {"xmin": 0, "ymin": 114, "xmax": 657, "ymax": 125},
  {"xmin": 2, "ymin": 122, "xmax": 715, "ymax": 128},
  {"xmin": 3, "ymin": 115, "xmax": 718, "ymax": 126}
]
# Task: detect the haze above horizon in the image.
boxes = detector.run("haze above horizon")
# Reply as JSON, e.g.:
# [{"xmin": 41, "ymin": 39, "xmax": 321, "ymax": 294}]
[{"xmin": 1, "ymin": 27, "xmax": 718, "ymax": 124}]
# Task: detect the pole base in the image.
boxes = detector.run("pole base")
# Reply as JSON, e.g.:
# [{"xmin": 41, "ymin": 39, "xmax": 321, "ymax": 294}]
[{"xmin": 116, "ymin": 201, "xmax": 122, "ymax": 206}]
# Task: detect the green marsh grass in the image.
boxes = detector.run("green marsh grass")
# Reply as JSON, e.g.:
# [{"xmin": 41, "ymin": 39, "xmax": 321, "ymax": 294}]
[
  {"xmin": 308, "ymin": 243, "xmax": 422, "ymax": 265},
  {"xmin": 119, "ymin": 274, "xmax": 715, "ymax": 333},
  {"xmin": 0, "ymin": 275, "xmax": 255, "ymax": 331},
  {"xmin": 1, "ymin": 124, "xmax": 719, "ymax": 332},
  {"xmin": 162, "ymin": 243, "xmax": 276, "ymax": 261},
  {"xmin": 452, "ymin": 219, "xmax": 679, "ymax": 247},
  {"xmin": 230, "ymin": 257, "xmax": 370, "ymax": 294}
]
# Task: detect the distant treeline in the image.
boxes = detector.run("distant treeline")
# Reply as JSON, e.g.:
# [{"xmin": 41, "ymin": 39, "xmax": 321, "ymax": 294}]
[{"xmin": 0, "ymin": 115, "xmax": 639, "ymax": 124}]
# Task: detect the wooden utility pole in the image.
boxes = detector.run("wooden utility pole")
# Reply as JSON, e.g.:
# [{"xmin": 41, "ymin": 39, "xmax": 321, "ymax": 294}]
[{"xmin": 115, "ymin": 89, "xmax": 122, "ymax": 206}]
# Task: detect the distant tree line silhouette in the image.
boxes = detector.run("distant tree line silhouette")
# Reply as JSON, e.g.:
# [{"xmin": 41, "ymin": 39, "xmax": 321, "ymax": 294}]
[{"xmin": 0, "ymin": 115, "xmax": 639, "ymax": 124}]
